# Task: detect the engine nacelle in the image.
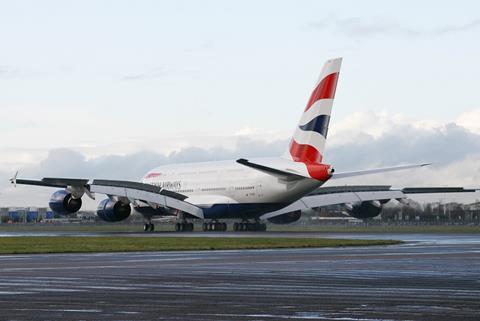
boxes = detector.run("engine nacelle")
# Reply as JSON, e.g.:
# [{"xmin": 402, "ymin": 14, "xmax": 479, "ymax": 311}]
[
  {"xmin": 268, "ymin": 210, "xmax": 302, "ymax": 224},
  {"xmin": 97, "ymin": 199, "xmax": 131, "ymax": 222},
  {"xmin": 346, "ymin": 201, "xmax": 383, "ymax": 219},
  {"xmin": 49, "ymin": 190, "xmax": 82, "ymax": 215}
]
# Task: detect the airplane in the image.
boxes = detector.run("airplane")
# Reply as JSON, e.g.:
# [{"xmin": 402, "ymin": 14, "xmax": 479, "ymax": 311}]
[{"xmin": 10, "ymin": 58, "xmax": 478, "ymax": 232}]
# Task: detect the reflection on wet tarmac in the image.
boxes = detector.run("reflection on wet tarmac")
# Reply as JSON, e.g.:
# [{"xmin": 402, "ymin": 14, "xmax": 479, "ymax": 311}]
[{"xmin": 0, "ymin": 233, "xmax": 479, "ymax": 320}]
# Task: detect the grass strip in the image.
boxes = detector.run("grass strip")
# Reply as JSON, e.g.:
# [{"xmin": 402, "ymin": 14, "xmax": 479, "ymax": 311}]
[
  {"xmin": 0, "ymin": 237, "xmax": 401, "ymax": 254},
  {"xmin": 1, "ymin": 224, "xmax": 480, "ymax": 233},
  {"xmin": 268, "ymin": 225, "xmax": 480, "ymax": 233}
]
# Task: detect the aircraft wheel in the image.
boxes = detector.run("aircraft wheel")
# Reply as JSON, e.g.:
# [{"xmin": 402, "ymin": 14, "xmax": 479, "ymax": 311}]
[
  {"xmin": 144, "ymin": 223, "xmax": 150, "ymax": 232},
  {"xmin": 176, "ymin": 223, "xmax": 185, "ymax": 232},
  {"xmin": 149, "ymin": 223, "xmax": 155, "ymax": 232}
]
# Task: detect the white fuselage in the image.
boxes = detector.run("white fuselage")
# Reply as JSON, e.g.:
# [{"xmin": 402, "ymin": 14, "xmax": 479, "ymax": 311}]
[{"xmin": 141, "ymin": 157, "xmax": 325, "ymax": 209}]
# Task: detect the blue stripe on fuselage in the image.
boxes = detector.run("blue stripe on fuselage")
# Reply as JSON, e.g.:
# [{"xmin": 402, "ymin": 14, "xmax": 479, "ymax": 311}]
[
  {"xmin": 200, "ymin": 203, "xmax": 287, "ymax": 220},
  {"xmin": 134, "ymin": 203, "xmax": 287, "ymax": 220}
]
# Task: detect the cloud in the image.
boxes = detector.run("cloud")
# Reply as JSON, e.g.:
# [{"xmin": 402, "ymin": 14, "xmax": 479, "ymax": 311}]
[
  {"xmin": 326, "ymin": 122, "xmax": 480, "ymax": 169},
  {"xmin": 14, "ymin": 137, "xmax": 287, "ymax": 181},
  {"xmin": 0, "ymin": 66, "xmax": 20, "ymax": 78},
  {"xmin": 2, "ymin": 111, "xmax": 480, "ymax": 208},
  {"xmin": 456, "ymin": 110, "xmax": 480, "ymax": 135},
  {"xmin": 120, "ymin": 67, "xmax": 167, "ymax": 81},
  {"xmin": 309, "ymin": 16, "xmax": 480, "ymax": 38}
]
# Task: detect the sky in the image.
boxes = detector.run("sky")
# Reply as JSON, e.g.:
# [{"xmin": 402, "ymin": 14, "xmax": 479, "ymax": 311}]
[{"xmin": 1, "ymin": 0, "xmax": 480, "ymax": 208}]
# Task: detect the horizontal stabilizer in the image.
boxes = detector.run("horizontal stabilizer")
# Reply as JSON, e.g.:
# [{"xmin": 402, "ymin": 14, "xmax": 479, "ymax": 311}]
[
  {"xmin": 236, "ymin": 159, "xmax": 306, "ymax": 180},
  {"xmin": 331, "ymin": 163, "xmax": 431, "ymax": 179}
]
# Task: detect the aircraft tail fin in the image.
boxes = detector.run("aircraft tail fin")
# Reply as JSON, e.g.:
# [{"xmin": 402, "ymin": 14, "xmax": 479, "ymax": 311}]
[{"xmin": 284, "ymin": 58, "xmax": 342, "ymax": 164}]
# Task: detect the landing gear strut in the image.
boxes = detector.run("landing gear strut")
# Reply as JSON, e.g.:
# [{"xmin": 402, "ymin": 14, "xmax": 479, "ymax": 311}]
[
  {"xmin": 233, "ymin": 220, "xmax": 267, "ymax": 232},
  {"xmin": 175, "ymin": 222, "xmax": 194, "ymax": 232},
  {"xmin": 202, "ymin": 221, "xmax": 227, "ymax": 232}
]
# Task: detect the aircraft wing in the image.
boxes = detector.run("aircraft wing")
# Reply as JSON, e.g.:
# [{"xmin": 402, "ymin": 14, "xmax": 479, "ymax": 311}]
[
  {"xmin": 10, "ymin": 177, "xmax": 204, "ymax": 219},
  {"xmin": 260, "ymin": 185, "xmax": 478, "ymax": 220}
]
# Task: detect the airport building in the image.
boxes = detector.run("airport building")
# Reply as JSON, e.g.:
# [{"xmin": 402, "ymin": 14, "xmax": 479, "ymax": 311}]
[
  {"xmin": 2, "ymin": 201, "xmax": 480, "ymax": 225},
  {"xmin": 0, "ymin": 207, "xmax": 53, "ymax": 223},
  {"xmin": 378, "ymin": 202, "xmax": 480, "ymax": 224}
]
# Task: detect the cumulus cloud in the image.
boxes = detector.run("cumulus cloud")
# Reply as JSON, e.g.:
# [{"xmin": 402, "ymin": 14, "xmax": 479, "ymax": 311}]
[
  {"xmin": 0, "ymin": 137, "xmax": 288, "ymax": 208},
  {"xmin": 456, "ymin": 110, "xmax": 480, "ymax": 135},
  {"xmin": 326, "ymin": 121, "xmax": 480, "ymax": 169},
  {"xmin": 2, "ymin": 111, "xmax": 480, "ymax": 208}
]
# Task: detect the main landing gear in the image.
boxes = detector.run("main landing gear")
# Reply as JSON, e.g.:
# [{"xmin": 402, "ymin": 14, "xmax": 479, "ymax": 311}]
[
  {"xmin": 143, "ymin": 222, "xmax": 155, "ymax": 232},
  {"xmin": 175, "ymin": 222, "xmax": 194, "ymax": 232},
  {"xmin": 202, "ymin": 221, "xmax": 227, "ymax": 232},
  {"xmin": 233, "ymin": 220, "xmax": 267, "ymax": 232}
]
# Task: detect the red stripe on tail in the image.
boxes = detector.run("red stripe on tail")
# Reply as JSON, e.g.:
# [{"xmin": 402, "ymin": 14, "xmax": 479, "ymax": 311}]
[
  {"xmin": 289, "ymin": 140, "xmax": 323, "ymax": 164},
  {"xmin": 289, "ymin": 140, "xmax": 332, "ymax": 180},
  {"xmin": 305, "ymin": 72, "xmax": 339, "ymax": 111}
]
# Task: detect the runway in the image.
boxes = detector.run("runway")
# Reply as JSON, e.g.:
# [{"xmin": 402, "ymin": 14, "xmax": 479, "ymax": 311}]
[
  {"xmin": 1, "ymin": 230, "xmax": 480, "ymax": 243},
  {"xmin": 0, "ymin": 234, "xmax": 479, "ymax": 320}
]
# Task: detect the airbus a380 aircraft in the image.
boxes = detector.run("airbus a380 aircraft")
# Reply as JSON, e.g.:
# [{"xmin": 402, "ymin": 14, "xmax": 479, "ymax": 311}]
[{"xmin": 11, "ymin": 58, "xmax": 477, "ymax": 232}]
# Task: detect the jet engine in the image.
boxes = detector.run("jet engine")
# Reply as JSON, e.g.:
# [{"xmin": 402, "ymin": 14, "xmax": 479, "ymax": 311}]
[
  {"xmin": 49, "ymin": 190, "xmax": 82, "ymax": 215},
  {"xmin": 267, "ymin": 210, "xmax": 302, "ymax": 224},
  {"xmin": 96, "ymin": 199, "xmax": 131, "ymax": 222},
  {"xmin": 345, "ymin": 200, "xmax": 386, "ymax": 219}
]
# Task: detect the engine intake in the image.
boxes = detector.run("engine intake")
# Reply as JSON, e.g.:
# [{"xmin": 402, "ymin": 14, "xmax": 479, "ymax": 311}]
[
  {"xmin": 97, "ymin": 199, "xmax": 131, "ymax": 222},
  {"xmin": 346, "ymin": 201, "xmax": 384, "ymax": 219},
  {"xmin": 49, "ymin": 190, "xmax": 82, "ymax": 215}
]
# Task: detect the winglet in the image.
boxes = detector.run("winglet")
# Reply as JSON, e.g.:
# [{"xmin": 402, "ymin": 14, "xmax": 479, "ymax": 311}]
[{"xmin": 9, "ymin": 170, "xmax": 19, "ymax": 187}]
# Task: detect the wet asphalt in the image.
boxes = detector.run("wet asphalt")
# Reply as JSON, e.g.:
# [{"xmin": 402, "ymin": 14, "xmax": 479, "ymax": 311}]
[{"xmin": 0, "ymin": 233, "xmax": 479, "ymax": 320}]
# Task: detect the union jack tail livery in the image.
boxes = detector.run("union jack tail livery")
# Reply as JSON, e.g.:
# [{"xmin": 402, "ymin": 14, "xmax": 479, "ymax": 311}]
[{"xmin": 285, "ymin": 57, "xmax": 342, "ymax": 165}]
